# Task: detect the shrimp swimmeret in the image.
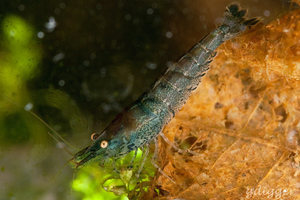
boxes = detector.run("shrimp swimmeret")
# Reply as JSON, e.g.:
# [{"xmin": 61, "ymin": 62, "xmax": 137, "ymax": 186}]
[{"xmin": 72, "ymin": 4, "xmax": 259, "ymax": 172}]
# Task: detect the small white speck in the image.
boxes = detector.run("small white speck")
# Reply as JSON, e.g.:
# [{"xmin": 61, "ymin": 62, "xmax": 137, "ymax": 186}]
[
  {"xmin": 287, "ymin": 129, "xmax": 297, "ymax": 144},
  {"xmin": 146, "ymin": 62, "xmax": 157, "ymax": 70},
  {"xmin": 166, "ymin": 31, "xmax": 173, "ymax": 38},
  {"xmin": 283, "ymin": 28, "xmax": 289, "ymax": 33},
  {"xmin": 58, "ymin": 80, "xmax": 65, "ymax": 86},
  {"xmin": 9, "ymin": 30, "xmax": 16, "ymax": 37},
  {"xmin": 56, "ymin": 142, "xmax": 65, "ymax": 149},
  {"xmin": 231, "ymin": 42, "xmax": 240, "ymax": 49},
  {"xmin": 53, "ymin": 52, "xmax": 65, "ymax": 62},
  {"xmin": 230, "ymin": 149, "xmax": 240, "ymax": 154},
  {"xmin": 147, "ymin": 8, "xmax": 154, "ymax": 15},
  {"xmin": 263, "ymin": 10, "xmax": 270, "ymax": 17},
  {"xmin": 24, "ymin": 103, "xmax": 33, "ymax": 111},
  {"xmin": 37, "ymin": 31, "xmax": 45, "ymax": 39},
  {"xmin": 45, "ymin": 17, "xmax": 57, "ymax": 32}
]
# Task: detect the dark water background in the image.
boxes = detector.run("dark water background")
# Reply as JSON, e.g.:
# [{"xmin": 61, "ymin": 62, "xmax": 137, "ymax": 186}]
[{"xmin": 0, "ymin": 0, "xmax": 293, "ymax": 199}]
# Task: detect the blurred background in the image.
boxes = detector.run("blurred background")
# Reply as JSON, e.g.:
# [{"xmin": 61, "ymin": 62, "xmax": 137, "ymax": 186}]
[{"xmin": 0, "ymin": 0, "xmax": 294, "ymax": 199}]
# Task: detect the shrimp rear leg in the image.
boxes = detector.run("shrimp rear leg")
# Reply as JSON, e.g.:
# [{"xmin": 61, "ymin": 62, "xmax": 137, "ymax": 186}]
[
  {"xmin": 151, "ymin": 138, "xmax": 176, "ymax": 184},
  {"xmin": 159, "ymin": 132, "xmax": 199, "ymax": 156}
]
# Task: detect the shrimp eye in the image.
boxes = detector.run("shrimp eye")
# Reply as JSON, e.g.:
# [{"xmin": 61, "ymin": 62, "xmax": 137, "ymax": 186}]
[
  {"xmin": 100, "ymin": 140, "xmax": 108, "ymax": 148},
  {"xmin": 90, "ymin": 133, "xmax": 100, "ymax": 141}
]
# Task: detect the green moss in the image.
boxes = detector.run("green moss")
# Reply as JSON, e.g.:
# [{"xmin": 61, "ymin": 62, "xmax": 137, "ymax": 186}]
[
  {"xmin": 72, "ymin": 148, "xmax": 155, "ymax": 199},
  {"xmin": 0, "ymin": 15, "xmax": 43, "ymax": 143},
  {"xmin": 72, "ymin": 164, "xmax": 128, "ymax": 200},
  {"xmin": 0, "ymin": 14, "xmax": 41, "ymax": 109},
  {"xmin": 2, "ymin": 15, "xmax": 33, "ymax": 45}
]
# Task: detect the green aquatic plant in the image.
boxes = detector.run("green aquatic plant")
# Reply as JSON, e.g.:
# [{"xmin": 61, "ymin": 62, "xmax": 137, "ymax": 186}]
[
  {"xmin": 0, "ymin": 15, "xmax": 44, "ymax": 144},
  {"xmin": 0, "ymin": 15, "xmax": 41, "ymax": 102},
  {"xmin": 72, "ymin": 148, "xmax": 155, "ymax": 199}
]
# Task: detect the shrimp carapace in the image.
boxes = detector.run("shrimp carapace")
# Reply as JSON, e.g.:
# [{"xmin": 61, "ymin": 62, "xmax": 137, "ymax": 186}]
[{"xmin": 72, "ymin": 4, "xmax": 259, "ymax": 168}]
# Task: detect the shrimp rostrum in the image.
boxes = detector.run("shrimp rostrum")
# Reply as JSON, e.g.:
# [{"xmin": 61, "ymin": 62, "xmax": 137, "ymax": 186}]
[{"xmin": 72, "ymin": 4, "xmax": 259, "ymax": 168}]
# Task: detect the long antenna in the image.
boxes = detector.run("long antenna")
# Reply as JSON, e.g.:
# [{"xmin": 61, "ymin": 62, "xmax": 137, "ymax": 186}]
[
  {"xmin": 5, "ymin": 95, "xmax": 78, "ymax": 156},
  {"xmin": 27, "ymin": 110, "xmax": 79, "ymax": 152}
]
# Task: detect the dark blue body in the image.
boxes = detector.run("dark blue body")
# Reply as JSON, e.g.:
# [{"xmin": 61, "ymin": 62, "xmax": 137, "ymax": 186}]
[{"xmin": 72, "ymin": 4, "xmax": 259, "ymax": 167}]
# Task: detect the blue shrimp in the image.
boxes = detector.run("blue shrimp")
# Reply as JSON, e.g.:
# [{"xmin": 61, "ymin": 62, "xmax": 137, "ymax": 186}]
[{"xmin": 72, "ymin": 4, "xmax": 259, "ymax": 168}]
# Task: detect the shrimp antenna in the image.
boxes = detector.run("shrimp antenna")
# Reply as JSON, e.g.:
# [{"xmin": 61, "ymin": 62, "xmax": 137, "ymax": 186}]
[
  {"xmin": 5, "ymin": 95, "xmax": 77, "ymax": 156},
  {"xmin": 27, "ymin": 110, "xmax": 79, "ymax": 153}
]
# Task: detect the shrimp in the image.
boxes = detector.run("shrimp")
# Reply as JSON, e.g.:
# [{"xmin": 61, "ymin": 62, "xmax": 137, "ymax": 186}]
[{"xmin": 72, "ymin": 4, "xmax": 259, "ymax": 168}]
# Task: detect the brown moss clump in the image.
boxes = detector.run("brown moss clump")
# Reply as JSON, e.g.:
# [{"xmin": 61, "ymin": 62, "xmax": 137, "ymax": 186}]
[{"xmin": 146, "ymin": 8, "xmax": 300, "ymax": 200}]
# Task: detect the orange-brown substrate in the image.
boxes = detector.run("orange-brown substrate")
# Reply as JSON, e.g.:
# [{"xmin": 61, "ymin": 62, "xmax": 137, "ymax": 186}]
[{"xmin": 147, "ymin": 8, "xmax": 300, "ymax": 200}]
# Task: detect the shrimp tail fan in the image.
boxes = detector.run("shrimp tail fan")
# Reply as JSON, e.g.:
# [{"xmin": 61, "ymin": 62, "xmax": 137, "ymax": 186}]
[{"xmin": 222, "ymin": 4, "xmax": 260, "ymax": 39}]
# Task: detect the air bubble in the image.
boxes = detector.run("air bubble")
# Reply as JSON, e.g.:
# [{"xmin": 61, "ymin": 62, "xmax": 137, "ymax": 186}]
[
  {"xmin": 263, "ymin": 10, "xmax": 270, "ymax": 17},
  {"xmin": 56, "ymin": 142, "xmax": 65, "ymax": 149},
  {"xmin": 45, "ymin": 17, "xmax": 57, "ymax": 32},
  {"xmin": 166, "ymin": 31, "xmax": 173, "ymax": 38},
  {"xmin": 37, "ymin": 31, "xmax": 45, "ymax": 39},
  {"xmin": 53, "ymin": 52, "xmax": 65, "ymax": 62},
  {"xmin": 147, "ymin": 8, "xmax": 154, "ymax": 15},
  {"xmin": 146, "ymin": 62, "xmax": 157, "ymax": 70},
  {"xmin": 24, "ymin": 103, "xmax": 33, "ymax": 111},
  {"xmin": 59, "ymin": 80, "xmax": 65, "ymax": 86}
]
